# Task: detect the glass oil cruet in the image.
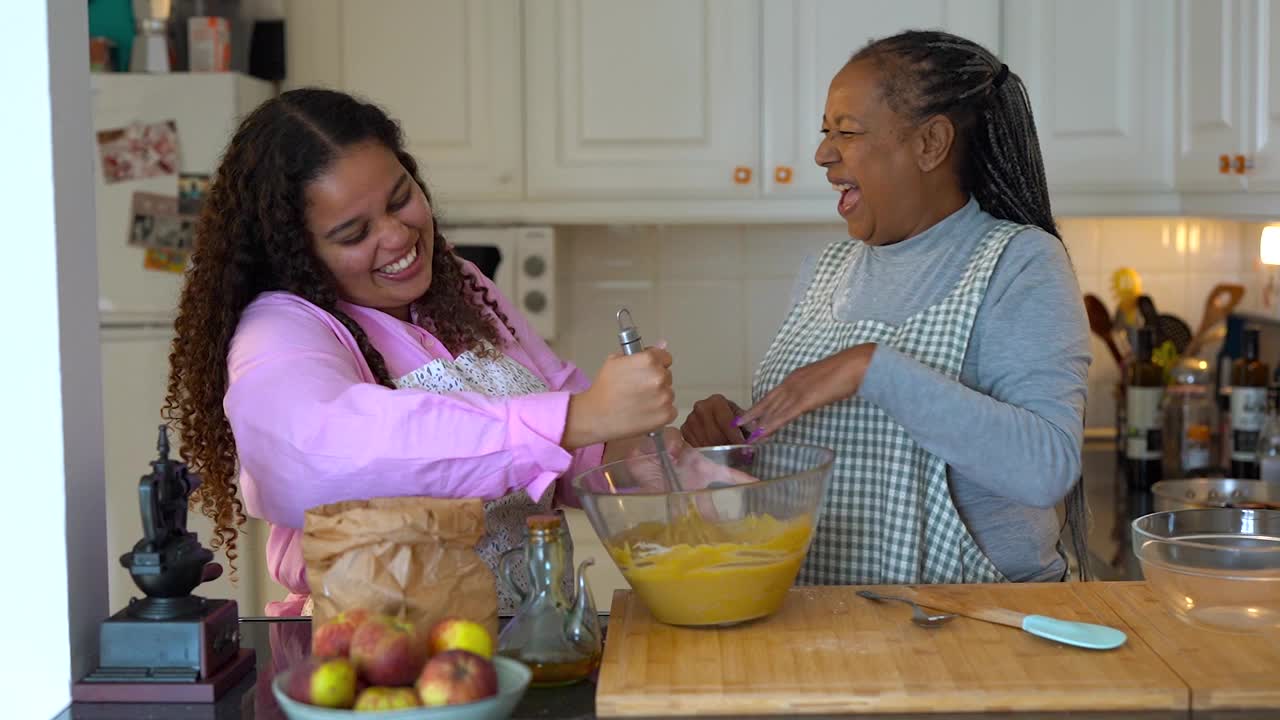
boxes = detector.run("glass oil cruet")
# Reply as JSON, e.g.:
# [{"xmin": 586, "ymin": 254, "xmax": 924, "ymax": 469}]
[{"xmin": 496, "ymin": 512, "xmax": 602, "ymax": 686}]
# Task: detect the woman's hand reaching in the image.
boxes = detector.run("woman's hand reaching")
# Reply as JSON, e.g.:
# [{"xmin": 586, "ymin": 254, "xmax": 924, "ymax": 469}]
[
  {"xmin": 737, "ymin": 343, "xmax": 876, "ymax": 442},
  {"xmin": 681, "ymin": 394, "xmax": 751, "ymax": 447}
]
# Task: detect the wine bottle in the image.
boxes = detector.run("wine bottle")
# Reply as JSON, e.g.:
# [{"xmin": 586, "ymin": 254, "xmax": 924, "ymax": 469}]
[
  {"xmin": 1125, "ymin": 328, "xmax": 1164, "ymax": 490},
  {"xmin": 1257, "ymin": 376, "xmax": 1280, "ymax": 482},
  {"xmin": 1230, "ymin": 329, "xmax": 1269, "ymax": 479}
]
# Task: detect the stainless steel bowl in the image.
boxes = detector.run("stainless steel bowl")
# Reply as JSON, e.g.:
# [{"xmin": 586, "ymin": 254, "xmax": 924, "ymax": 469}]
[
  {"xmin": 1151, "ymin": 478, "xmax": 1280, "ymax": 512},
  {"xmin": 1131, "ymin": 508, "xmax": 1280, "ymax": 634}
]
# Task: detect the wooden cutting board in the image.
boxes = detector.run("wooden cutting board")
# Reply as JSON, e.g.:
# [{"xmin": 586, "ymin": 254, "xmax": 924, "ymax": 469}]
[
  {"xmin": 596, "ymin": 584, "xmax": 1188, "ymax": 717},
  {"xmin": 1093, "ymin": 582, "xmax": 1280, "ymax": 711}
]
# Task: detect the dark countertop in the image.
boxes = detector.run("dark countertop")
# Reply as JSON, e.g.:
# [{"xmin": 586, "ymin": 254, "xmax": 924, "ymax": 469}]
[{"xmin": 59, "ymin": 442, "xmax": 1277, "ymax": 720}]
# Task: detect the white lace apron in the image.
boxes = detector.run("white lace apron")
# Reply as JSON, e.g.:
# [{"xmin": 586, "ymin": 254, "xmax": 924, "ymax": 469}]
[{"xmin": 394, "ymin": 343, "xmax": 554, "ymax": 614}]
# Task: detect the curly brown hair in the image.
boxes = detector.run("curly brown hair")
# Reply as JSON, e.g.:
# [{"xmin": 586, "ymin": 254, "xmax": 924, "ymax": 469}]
[{"xmin": 164, "ymin": 88, "xmax": 513, "ymax": 572}]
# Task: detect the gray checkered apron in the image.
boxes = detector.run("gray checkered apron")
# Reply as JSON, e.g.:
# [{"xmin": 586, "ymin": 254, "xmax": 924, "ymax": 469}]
[{"xmin": 754, "ymin": 221, "xmax": 1024, "ymax": 585}]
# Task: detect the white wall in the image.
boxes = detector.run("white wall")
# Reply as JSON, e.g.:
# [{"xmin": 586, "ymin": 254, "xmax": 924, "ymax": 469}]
[{"xmin": 0, "ymin": 2, "xmax": 106, "ymax": 718}]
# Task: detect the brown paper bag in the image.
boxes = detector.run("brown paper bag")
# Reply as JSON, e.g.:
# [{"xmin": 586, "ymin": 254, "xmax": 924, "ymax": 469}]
[{"xmin": 302, "ymin": 497, "xmax": 498, "ymax": 640}]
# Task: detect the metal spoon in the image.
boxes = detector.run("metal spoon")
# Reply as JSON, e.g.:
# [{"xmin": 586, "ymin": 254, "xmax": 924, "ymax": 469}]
[{"xmin": 857, "ymin": 589, "xmax": 956, "ymax": 629}]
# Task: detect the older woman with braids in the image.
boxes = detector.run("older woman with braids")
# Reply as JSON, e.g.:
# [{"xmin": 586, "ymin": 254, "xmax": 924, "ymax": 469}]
[
  {"xmin": 683, "ymin": 31, "xmax": 1091, "ymax": 585},
  {"xmin": 166, "ymin": 88, "xmax": 677, "ymax": 616}
]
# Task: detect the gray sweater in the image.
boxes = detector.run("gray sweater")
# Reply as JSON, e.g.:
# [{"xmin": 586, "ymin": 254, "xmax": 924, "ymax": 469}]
[{"xmin": 785, "ymin": 198, "xmax": 1091, "ymax": 581}]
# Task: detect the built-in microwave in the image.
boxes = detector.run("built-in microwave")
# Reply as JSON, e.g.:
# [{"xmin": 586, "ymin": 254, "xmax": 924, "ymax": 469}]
[{"xmin": 445, "ymin": 225, "xmax": 557, "ymax": 341}]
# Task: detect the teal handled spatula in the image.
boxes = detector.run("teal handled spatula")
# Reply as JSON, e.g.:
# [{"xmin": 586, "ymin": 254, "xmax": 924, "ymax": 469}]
[{"xmin": 898, "ymin": 588, "xmax": 1127, "ymax": 650}]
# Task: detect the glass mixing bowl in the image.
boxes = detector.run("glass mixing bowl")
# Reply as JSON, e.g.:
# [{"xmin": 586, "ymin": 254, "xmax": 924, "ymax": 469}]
[
  {"xmin": 1131, "ymin": 508, "xmax": 1280, "ymax": 634},
  {"xmin": 571, "ymin": 443, "xmax": 833, "ymax": 627}
]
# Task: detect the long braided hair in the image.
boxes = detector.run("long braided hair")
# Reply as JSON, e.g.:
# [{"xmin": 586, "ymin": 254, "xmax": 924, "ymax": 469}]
[
  {"xmin": 164, "ymin": 88, "xmax": 513, "ymax": 572},
  {"xmin": 851, "ymin": 30, "xmax": 1059, "ymax": 240}
]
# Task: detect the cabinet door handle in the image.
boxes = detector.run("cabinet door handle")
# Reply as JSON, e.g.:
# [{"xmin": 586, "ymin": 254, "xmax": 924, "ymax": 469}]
[
  {"xmin": 733, "ymin": 166, "xmax": 753, "ymax": 184},
  {"xmin": 774, "ymin": 166, "xmax": 793, "ymax": 184},
  {"xmin": 1233, "ymin": 154, "xmax": 1254, "ymax": 175},
  {"xmin": 1219, "ymin": 154, "xmax": 1231, "ymax": 174}
]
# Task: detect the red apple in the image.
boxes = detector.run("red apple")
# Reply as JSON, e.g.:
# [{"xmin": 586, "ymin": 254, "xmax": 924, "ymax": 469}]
[
  {"xmin": 416, "ymin": 650, "xmax": 499, "ymax": 707},
  {"xmin": 285, "ymin": 656, "xmax": 358, "ymax": 709},
  {"xmin": 312, "ymin": 608, "xmax": 371, "ymax": 658},
  {"xmin": 349, "ymin": 614, "xmax": 429, "ymax": 687},
  {"xmin": 353, "ymin": 685, "xmax": 421, "ymax": 710},
  {"xmin": 427, "ymin": 617, "xmax": 494, "ymax": 659}
]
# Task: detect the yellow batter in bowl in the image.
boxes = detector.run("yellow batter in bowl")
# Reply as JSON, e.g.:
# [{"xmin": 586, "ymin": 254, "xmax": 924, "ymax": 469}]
[
  {"xmin": 606, "ymin": 513, "xmax": 814, "ymax": 626},
  {"xmin": 573, "ymin": 443, "xmax": 834, "ymax": 627}
]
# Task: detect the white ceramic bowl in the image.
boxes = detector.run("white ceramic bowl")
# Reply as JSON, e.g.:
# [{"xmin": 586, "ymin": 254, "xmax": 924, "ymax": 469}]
[{"xmin": 271, "ymin": 656, "xmax": 532, "ymax": 720}]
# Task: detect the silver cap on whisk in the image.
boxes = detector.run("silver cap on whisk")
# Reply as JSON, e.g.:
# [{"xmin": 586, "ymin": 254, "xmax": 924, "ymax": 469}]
[{"xmin": 616, "ymin": 308, "xmax": 644, "ymax": 356}]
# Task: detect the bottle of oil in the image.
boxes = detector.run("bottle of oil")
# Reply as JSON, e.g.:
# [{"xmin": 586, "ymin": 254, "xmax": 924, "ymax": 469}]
[
  {"xmin": 1125, "ymin": 328, "xmax": 1164, "ymax": 490},
  {"xmin": 496, "ymin": 514, "xmax": 602, "ymax": 687},
  {"xmin": 1230, "ymin": 329, "xmax": 1269, "ymax": 479}
]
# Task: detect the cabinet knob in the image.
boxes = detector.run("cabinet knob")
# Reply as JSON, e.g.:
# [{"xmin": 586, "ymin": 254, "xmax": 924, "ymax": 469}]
[
  {"xmin": 774, "ymin": 166, "xmax": 793, "ymax": 184},
  {"xmin": 1233, "ymin": 154, "xmax": 1254, "ymax": 175},
  {"xmin": 733, "ymin": 166, "xmax": 753, "ymax": 185},
  {"xmin": 1219, "ymin": 155, "xmax": 1231, "ymax": 174}
]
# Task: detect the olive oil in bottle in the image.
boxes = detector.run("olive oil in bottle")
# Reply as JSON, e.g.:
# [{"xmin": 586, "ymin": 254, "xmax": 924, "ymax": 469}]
[
  {"xmin": 1125, "ymin": 328, "xmax": 1164, "ymax": 490},
  {"xmin": 1230, "ymin": 329, "xmax": 1270, "ymax": 479}
]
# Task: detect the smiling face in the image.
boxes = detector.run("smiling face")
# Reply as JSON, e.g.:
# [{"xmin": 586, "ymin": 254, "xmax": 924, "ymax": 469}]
[
  {"xmin": 815, "ymin": 59, "xmax": 961, "ymax": 246},
  {"xmin": 305, "ymin": 141, "xmax": 434, "ymax": 320}
]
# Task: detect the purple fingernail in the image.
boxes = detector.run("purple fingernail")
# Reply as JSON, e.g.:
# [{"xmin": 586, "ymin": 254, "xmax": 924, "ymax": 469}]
[
  {"xmin": 745, "ymin": 427, "xmax": 766, "ymax": 444},
  {"xmin": 732, "ymin": 415, "xmax": 745, "ymax": 427}
]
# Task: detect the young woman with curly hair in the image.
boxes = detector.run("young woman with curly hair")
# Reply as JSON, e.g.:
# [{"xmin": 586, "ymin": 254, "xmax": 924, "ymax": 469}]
[{"xmin": 165, "ymin": 88, "xmax": 677, "ymax": 616}]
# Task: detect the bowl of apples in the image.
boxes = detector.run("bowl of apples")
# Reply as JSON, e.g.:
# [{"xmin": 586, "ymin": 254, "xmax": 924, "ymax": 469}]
[{"xmin": 272, "ymin": 611, "xmax": 531, "ymax": 719}]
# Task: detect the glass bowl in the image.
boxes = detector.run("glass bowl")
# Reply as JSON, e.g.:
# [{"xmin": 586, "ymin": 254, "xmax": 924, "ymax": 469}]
[
  {"xmin": 1131, "ymin": 508, "xmax": 1280, "ymax": 634},
  {"xmin": 571, "ymin": 443, "xmax": 833, "ymax": 627}
]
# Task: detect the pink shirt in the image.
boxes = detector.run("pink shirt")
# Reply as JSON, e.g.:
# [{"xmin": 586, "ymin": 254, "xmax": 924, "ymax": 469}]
[{"xmin": 224, "ymin": 262, "xmax": 604, "ymax": 615}]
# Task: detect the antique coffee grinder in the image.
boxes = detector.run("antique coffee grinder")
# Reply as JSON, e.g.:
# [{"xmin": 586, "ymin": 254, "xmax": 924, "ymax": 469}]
[{"xmin": 73, "ymin": 426, "xmax": 255, "ymax": 703}]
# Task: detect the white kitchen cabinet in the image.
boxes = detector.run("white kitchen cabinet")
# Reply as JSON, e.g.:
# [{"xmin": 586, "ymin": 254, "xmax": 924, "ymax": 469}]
[
  {"xmin": 1175, "ymin": 0, "xmax": 1250, "ymax": 192},
  {"xmin": 1004, "ymin": 0, "xmax": 1174, "ymax": 196},
  {"xmin": 762, "ymin": 0, "xmax": 1000, "ymax": 198},
  {"xmin": 1174, "ymin": 0, "xmax": 1280, "ymax": 207},
  {"xmin": 285, "ymin": 0, "xmax": 523, "ymax": 203},
  {"xmin": 1248, "ymin": 0, "xmax": 1280, "ymax": 191},
  {"xmin": 524, "ymin": 0, "xmax": 761, "ymax": 200}
]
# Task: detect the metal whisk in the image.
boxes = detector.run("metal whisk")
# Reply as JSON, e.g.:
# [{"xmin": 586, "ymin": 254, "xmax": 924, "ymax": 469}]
[{"xmin": 615, "ymin": 309, "xmax": 685, "ymax": 493}]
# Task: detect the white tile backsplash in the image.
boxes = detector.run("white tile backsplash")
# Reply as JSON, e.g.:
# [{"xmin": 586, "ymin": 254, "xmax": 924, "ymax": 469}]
[
  {"xmin": 744, "ymin": 276, "xmax": 796, "ymax": 373},
  {"xmin": 1060, "ymin": 218, "xmax": 1102, "ymax": 274},
  {"xmin": 562, "ymin": 225, "xmax": 658, "ymax": 281},
  {"xmin": 658, "ymin": 280, "xmax": 745, "ymax": 386},
  {"xmin": 660, "ymin": 226, "xmax": 744, "ymax": 279},
  {"xmin": 742, "ymin": 225, "xmax": 843, "ymax": 278},
  {"xmin": 563, "ymin": 280, "xmax": 656, "ymax": 378},
  {"xmin": 1098, "ymin": 218, "xmax": 1189, "ymax": 272},
  {"xmin": 556, "ymin": 216, "xmax": 1261, "ymax": 436}
]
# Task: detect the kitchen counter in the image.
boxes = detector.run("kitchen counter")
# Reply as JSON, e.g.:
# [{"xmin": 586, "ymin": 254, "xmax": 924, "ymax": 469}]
[
  {"xmin": 58, "ymin": 614, "xmax": 1280, "ymax": 720},
  {"xmin": 59, "ymin": 443, "xmax": 1274, "ymax": 720}
]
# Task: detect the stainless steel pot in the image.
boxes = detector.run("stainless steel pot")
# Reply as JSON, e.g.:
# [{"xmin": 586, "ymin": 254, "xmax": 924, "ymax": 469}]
[{"xmin": 1151, "ymin": 478, "xmax": 1280, "ymax": 511}]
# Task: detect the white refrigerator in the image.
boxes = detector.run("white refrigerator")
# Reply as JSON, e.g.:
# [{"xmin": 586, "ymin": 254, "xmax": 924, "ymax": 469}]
[{"xmin": 91, "ymin": 72, "xmax": 278, "ymax": 616}]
